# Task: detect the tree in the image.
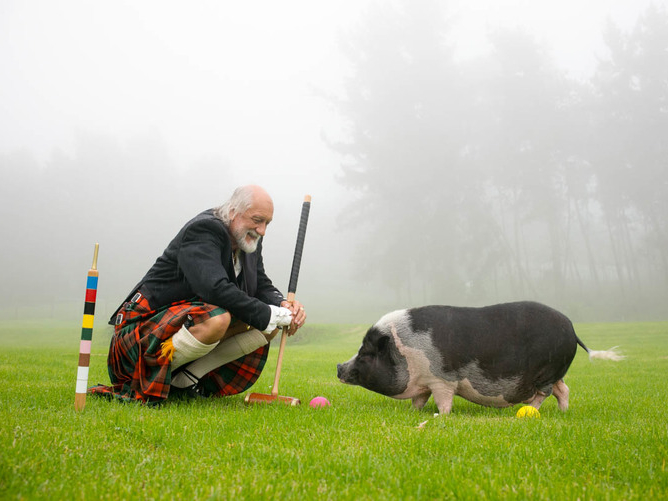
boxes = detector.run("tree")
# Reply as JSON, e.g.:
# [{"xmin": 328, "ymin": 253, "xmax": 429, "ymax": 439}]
[
  {"xmin": 468, "ymin": 28, "xmax": 598, "ymax": 305},
  {"xmin": 331, "ymin": 0, "xmax": 495, "ymax": 305},
  {"xmin": 591, "ymin": 4, "xmax": 668, "ymax": 311},
  {"xmin": 329, "ymin": 1, "xmax": 668, "ymax": 319}
]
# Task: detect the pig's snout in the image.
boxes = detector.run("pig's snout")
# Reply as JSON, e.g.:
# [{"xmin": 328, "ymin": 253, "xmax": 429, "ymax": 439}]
[
  {"xmin": 336, "ymin": 363, "xmax": 346, "ymax": 381},
  {"xmin": 337, "ymin": 360, "xmax": 356, "ymax": 384}
]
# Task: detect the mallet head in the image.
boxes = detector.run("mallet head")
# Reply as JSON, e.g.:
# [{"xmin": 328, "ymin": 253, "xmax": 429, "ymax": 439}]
[{"xmin": 244, "ymin": 392, "xmax": 301, "ymax": 406}]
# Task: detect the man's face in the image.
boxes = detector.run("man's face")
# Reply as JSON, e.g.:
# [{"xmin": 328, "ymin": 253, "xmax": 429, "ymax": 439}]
[{"xmin": 229, "ymin": 195, "xmax": 274, "ymax": 253}]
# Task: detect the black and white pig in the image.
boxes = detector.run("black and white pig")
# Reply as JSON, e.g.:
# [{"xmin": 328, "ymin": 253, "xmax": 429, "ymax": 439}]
[{"xmin": 337, "ymin": 301, "xmax": 623, "ymax": 414}]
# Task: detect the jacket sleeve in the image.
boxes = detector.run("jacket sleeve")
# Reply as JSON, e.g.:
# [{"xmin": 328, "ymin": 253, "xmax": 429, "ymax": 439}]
[{"xmin": 177, "ymin": 220, "xmax": 272, "ymax": 330}]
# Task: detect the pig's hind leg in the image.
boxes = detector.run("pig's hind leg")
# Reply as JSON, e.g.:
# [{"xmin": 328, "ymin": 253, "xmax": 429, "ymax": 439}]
[
  {"xmin": 523, "ymin": 379, "xmax": 570, "ymax": 411},
  {"xmin": 523, "ymin": 390, "xmax": 549, "ymax": 409},
  {"xmin": 551, "ymin": 379, "xmax": 570, "ymax": 411}
]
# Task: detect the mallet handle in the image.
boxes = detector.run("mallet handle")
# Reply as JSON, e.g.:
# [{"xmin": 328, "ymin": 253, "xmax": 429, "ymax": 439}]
[
  {"xmin": 288, "ymin": 195, "xmax": 311, "ymax": 294},
  {"xmin": 271, "ymin": 195, "xmax": 311, "ymax": 397}
]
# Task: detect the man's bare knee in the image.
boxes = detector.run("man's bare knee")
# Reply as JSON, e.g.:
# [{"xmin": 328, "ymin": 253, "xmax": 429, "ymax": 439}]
[{"xmin": 188, "ymin": 313, "xmax": 231, "ymax": 344}]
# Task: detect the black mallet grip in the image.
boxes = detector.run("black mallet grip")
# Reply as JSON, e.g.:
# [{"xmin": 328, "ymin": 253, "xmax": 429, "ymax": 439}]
[{"xmin": 287, "ymin": 195, "xmax": 311, "ymax": 298}]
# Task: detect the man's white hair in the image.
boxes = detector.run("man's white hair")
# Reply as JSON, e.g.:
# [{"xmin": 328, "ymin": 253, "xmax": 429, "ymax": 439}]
[{"xmin": 214, "ymin": 186, "xmax": 255, "ymax": 225}]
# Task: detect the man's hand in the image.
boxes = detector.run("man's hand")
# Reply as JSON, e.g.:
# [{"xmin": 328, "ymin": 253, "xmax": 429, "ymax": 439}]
[{"xmin": 281, "ymin": 300, "xmax": 306, "ymax": 336}]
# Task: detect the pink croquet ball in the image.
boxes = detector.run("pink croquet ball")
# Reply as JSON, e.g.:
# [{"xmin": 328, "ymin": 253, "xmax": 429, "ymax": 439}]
[{"xmin": 309, "ymin": 396, "xmax": 331, "ymax": 408}]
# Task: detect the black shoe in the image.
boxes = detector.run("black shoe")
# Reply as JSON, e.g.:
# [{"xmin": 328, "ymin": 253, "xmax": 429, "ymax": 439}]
[{"xmin": 169, "ymin": 369, "xmax": 204, "ymax": 400}]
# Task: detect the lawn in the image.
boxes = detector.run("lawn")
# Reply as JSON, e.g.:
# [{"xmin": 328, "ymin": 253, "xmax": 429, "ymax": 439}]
[{"xmin": 0, "ymin": 320, "xmax": 666, "ymax": 500}]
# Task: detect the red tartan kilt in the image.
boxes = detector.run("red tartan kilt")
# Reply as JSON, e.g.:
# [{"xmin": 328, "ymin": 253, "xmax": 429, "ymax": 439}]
[{"xmin": 91, "ymin": 295, "xmax": 268, "ymax": 404}]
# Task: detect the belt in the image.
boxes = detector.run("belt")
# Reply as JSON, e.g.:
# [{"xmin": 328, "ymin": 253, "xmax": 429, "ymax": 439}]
[{"xmin": 114, "ymin": 291, "xmax": 142, "ymax": 326}]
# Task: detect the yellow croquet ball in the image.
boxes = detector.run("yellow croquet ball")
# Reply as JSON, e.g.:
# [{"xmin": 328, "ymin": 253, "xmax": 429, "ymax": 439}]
[{"xmin": 516, "ymin": 406, "xmax": 541, "ymax": 419}]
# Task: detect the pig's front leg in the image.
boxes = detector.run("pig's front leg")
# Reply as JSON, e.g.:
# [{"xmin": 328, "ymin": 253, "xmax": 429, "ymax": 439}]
[
  {"xmin": 429, "ymin": 381, "xmax": 457, "ymax": 415},
  {"xmin": 411, "ymin": 391, "xmax": 432, "ymax": 410}
]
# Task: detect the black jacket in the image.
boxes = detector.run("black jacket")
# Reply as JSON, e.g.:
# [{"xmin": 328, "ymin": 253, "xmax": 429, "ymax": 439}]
[{"xmin": 109, "ymin": 209, "xmax": 284, "ymax": 330}]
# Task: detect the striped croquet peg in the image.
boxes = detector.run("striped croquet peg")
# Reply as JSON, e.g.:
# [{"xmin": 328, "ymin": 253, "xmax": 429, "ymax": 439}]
[{"xmin": 75, "ymin": 243, "xmax": 99, "ymax": 411}]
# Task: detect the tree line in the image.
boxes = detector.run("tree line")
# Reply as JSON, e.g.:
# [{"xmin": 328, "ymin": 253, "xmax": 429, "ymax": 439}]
[{"xmin": 329, "ymin": 2, "xmax": 668, "ymax": 320}]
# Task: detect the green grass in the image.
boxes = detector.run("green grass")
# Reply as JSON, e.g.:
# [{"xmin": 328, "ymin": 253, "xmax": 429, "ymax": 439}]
[{"xmin": 1, "ymin": 320, "xmax": 667, "ymax": 500}]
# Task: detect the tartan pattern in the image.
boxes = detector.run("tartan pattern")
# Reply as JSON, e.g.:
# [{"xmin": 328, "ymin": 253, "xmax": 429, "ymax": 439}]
[{"xmin": 88, "ymin": 295, "xmax": 268, "ymax": 404}]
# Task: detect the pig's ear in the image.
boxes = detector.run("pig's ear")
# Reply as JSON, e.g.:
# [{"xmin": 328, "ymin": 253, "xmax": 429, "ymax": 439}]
[{"xmin": 377, "ymin": 335, "xmax": 391, "ymax": 352}]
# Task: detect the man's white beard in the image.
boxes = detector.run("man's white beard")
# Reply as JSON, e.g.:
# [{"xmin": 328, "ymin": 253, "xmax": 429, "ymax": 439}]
[{"xmin": 235, "ymin": 229, "xmax": 260, "ymax": 253}]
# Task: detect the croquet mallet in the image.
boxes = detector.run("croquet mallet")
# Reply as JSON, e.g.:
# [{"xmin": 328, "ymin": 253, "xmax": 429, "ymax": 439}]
[{"xmin": 244, "ymin": 195, "xmax": 311, "ymax": 406}]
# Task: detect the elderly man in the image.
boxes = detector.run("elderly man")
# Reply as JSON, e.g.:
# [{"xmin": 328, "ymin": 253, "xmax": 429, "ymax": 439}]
[{"xmin": 92, "ymin": 185, "xmax": 306, "ymax": 404}]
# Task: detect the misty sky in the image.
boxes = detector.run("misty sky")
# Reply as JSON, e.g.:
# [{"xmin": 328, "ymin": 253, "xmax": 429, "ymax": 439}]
[
  {"xmin": 2, "ymin": 1, "xmax": 664, "ymax": 176},
  {"xmin": 1, "ymin": 0, "xmax": 666, "ymax": 324}
]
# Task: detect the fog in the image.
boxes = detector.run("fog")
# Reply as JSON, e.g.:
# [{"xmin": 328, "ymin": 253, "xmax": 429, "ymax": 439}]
[{"xmin": 1, "ymin": 0, "xmax": 667, "ymax": 327}]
